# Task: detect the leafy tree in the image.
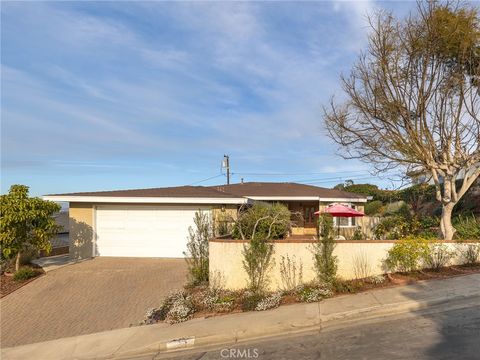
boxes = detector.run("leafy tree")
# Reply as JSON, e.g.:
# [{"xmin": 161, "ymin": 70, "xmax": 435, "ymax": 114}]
[
  {"xmin": 324, "ymin": 2, "xmax": 480, "ymax": 240},
  {"xmin": 183, "ymin": 210, "xmax": 213, "ymax": 286},
  {"xmin": 1, "ymin": 185, "xmax": 60, "ymax": 271},
  {"xmin": 399, "ymin": 184, "xmax": 436, "ymax": 214}
]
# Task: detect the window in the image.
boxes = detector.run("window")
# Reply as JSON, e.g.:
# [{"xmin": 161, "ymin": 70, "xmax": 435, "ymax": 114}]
[{"xmin": 331, "ymin": 203, "xmax": 356, "ymax": 228}]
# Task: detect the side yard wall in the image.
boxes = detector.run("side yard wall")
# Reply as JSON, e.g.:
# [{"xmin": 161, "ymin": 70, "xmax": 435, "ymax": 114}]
[
  {"xmin": 209, "ymin": 239, "xmax": 470, "ymax": 291},
  {"xmin": 69, "ymin": 203, "xmax": 95, "ymax": 259}
]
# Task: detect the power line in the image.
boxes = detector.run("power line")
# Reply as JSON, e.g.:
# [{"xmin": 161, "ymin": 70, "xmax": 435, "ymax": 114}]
[
  {"xmin": 300, "ymin": 175, "xmax": 389, "ymax": 185},
  {"xmin": 231, "ymin": 170, "xmax": 370, "ymax": 176},
  {"xmin": 188, "ymin": 174, "xmax": 224, "ymax": 186}
]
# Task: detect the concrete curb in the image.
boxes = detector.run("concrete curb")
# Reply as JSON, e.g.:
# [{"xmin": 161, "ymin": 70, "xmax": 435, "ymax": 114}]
[{"xmin": 109, "ymin": 292, "xmax": 480, "ymax": 360}]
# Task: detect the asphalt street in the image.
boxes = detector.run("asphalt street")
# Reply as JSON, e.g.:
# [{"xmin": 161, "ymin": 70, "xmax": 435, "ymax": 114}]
[{"xmin": 149, "ymin": 299, "xmax": 480, "ymax": 360}]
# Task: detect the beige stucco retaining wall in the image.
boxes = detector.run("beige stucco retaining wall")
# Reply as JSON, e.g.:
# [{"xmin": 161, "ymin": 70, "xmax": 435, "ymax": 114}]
[{"xmin": 209, "ymin": 240, "xmax": 473, "ymax": 291}]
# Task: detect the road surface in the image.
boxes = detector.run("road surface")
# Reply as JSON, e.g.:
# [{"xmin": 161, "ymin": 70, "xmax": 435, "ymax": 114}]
[{"xmin": 148, "ymin": 298, "xmax": 480, "ymax": 360}]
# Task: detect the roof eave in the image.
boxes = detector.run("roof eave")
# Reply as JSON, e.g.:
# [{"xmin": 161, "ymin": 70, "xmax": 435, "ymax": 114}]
[{"xmin": 42, "ymin": 195, "xmax": 248, "ymax": 205}]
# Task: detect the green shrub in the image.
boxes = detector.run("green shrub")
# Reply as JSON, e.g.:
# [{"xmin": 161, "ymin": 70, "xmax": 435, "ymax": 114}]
[
  {"xmin": 13, "ymin": 267, "xmax": 39, "ymax": 282},
  {"xmin": 456, "ymin": 243, "xmax": 480, "ymax": 265},
  {"xmin": 332, "ymin": 279, "xmax": 361, "ymax": 294},
  {"xmin": 351, "ymin": 227, "xmax": 365, "ymax": 240},
  {"xmin": 241, "ymin": 293, "xmax": 265, "ymax": 311},
  {"xmin": 233, "ymin": 203, "xmax": 291, "ymax": 240},
  {"xmin": 385, "ymin": 237, "xmax": 429, "ymax": 272},
  {"xmin": 311, "ymin": 214, "xmax": 338, "ymax": 284},
  {"xmin": 364, "ymin": 200, "xmax": 384, "ymax": 215},
  {"xmin": 255, "ymin": 292, "xmax": 282, "ymax": 311},
  {"xmin": 279, "ymin": 255, "xmax": 303, "ymax": 292},
  {"xmin": 297, "ymin": 285, "xmax": 332, "ymax": 302},
  {"xmin": 374, "ymin": 216, "xmax": 416, "ymax": 240},
  {"xmin": 239, "ymin": 203, "xmax": 291, "ymax": 293},
  {"xmin": 453, "ymin": 215, "xmax": 480, "ymax": 240},
  {"xmin": 184, "ymin": 211, "xmax": 213, "ymax": 286},
  {"xmin": 422, "ymin": 243, "xmax": 455, "ymax": 270}
]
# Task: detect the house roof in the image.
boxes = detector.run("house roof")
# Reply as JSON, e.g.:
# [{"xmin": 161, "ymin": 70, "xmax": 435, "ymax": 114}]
[
  {"xmin": 210, "ymin": 182, "xmax": 365, "ymax": 199},
  {"xmin": 46, "ymin": 186, "xmax": 236, "ymax": 198},
  {"xmin": 44, "ymin": 182, "xmax": 367, "ymax": 204}
]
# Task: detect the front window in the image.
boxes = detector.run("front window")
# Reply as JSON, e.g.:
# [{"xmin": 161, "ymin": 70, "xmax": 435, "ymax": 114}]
[{"xmin": 331, "ymin": 203, "xmax": 357, "ymax": 228}]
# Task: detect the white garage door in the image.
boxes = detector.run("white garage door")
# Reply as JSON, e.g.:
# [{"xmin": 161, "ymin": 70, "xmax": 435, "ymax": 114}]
[{"xmin": 95, "ymin": 205, "xmax": 210, "ymax": 257}]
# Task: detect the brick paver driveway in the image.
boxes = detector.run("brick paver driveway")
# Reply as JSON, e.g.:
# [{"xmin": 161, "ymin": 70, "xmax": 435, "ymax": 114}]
[{"xmin": 0, "ymin": 258, "xmax": 187, "ymax": 347}]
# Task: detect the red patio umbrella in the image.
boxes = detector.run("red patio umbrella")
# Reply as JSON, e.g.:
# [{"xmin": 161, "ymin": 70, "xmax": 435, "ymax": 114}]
[
  {"xmin": 314, "ymin": 204, "xmax": 365, "ymax": 239},
  {"xmin": 314, "ymin": 204, "xmax": 365, "ymax": 217}
]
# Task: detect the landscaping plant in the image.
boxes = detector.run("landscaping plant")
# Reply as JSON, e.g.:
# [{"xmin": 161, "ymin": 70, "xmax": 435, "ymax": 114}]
[
  {"xmin": 13, "ymin": 267, "xmax": 40, "ymax": 282},
  {"xmin": 242, "ymin": 235, "xmax": 275, "ymax": 293},
  {"xmin": 311, "ymin": 214, "xmax": 338, "ymax": 284},
  {"xmin": 422, "ymin": 243, "xmax": 455, "ymax": 271},
  {"xmin": 239, "ymin": 203, "xmax": 292, "ymax": 293},
  {"xmin": 453, "ymin": 215, "xmax": 480, "ymax": 240},
  {"xmin": 385, "ymin": 237, "xmax": 430, "ymax": 273},
  {"xmin": 297, "ymin": 284, "xmax": 332, "ymax": 303},
  {"xmin": 457, "ymin": 242, "xmax": 480, "ymax": 265},
  {"xmin": 352, "ymin": 250, "xmax": 372, "ymax": 279},
  {"xmin": 279, "ymin": 254, "xmax": 303, "ymax": 292},
  {"xmin": 0, "ymin": 185, "xmax": 60, "ymax": 271},
  {"xmin": 183, "ymin": 210, "xmax": 213, "ymax": 286},
  {"xmin": 255, "ymin": 292, "xmax": 282, "ymax": 311}
]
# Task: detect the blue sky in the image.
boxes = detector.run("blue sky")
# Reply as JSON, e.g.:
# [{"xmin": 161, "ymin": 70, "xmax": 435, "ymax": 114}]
[{"xmin": 1, "ymin": 1, "xmax": 413, "ymax": 196}]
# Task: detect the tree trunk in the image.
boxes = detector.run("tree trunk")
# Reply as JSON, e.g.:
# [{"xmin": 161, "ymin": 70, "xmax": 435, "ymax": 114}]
[
  {"xmin": 15, "ymin": 251, "xmax": 22, "ymax": 272},
  {"xmin": 440, "ymin": 203, "xmax": 456, "ymax": 240}
]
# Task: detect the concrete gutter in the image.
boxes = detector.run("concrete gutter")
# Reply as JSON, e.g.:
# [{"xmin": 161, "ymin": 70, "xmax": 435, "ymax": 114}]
[{"xmin": 2, "ymin": 274, "xmax": 479, "ymax": 360}]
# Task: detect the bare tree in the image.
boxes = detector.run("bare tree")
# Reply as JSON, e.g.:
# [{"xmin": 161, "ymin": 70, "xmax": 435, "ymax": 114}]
[{"xmin": 324, "ymin": 2, "xmax": 480, "ymax": 239}]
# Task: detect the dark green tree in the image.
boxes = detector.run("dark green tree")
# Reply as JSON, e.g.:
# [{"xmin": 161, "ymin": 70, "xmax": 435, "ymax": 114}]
[{"xmin": 1, "ymin": 185, "xmax": 60, "ymax": 271}]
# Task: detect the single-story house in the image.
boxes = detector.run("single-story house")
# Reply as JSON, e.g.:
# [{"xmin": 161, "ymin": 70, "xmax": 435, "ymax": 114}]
[{"xmin": 43, "ymin": 182, "xmax": 367, "ymax": 259}]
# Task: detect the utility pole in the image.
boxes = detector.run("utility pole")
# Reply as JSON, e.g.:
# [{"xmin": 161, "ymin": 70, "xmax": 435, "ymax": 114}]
[{"xmin": 223, "ymin": 155, "xmax": 230, "ymax": 185}]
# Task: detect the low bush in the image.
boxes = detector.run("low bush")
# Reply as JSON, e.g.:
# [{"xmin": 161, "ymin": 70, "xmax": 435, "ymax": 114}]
[
  {"xmin": 364, "ymin": 200, "xmax": 384, "ymax": 216},
  {"xmin": 457, "ymin": 243, "xmax": 480, "ymax": 265},
  {"xmin": 13, "ymin": 267, "xmax": 39, "ymax": 282},
  {"xmin": 367, "ymin": 274, "xmax": 386, "ymax": 284},
  {"xmin": 454, "ymin": 215, "xmax": 480, "ymax": 240},
  {"xmin": 144, "ymin": 291, "xmax": 195, "ymax": 325},
  {"xmin": 374, "ymin": 216, "xmax": 416, "ymax": 240},
  {"xmin": 240, "ymin": 292, "xmax": 265, "ymax": 311},
  {"xmin": 255, "ymin": 292, "xmax": 282, "ymax": 311},
  {"xmin": 279, "ymin": 255, "xmax": 303, "ymax": 292},
  {"xmin": 297, "ymin": 284, "xmax": 333, "ymax": 302},
  {"xmin": 385, "ymin": 237, "xmax": 429, "ymax": 272},
  {"xmin": 332, "ymin": 279, "xmax": 365, "ymax": 293},
  {"xmin": 165, "ymin": 293, "xmax": 195, "ymax": 324},
  {"xmin": 351, "ymin": 227, "xmax": 366, "ymax": 240},
  {"xmin": 422, "ymin": 243, "xmax": 455, "ymax": 270},
  {"xmin": 198, "ymin": 288, "xmax": 235, "ymax": 313}
]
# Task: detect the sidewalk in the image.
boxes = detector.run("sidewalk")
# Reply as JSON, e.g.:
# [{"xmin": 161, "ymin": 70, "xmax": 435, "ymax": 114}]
[
  {"xmin": 31, "ymin": 254, "xmax": 73, "ymax": 273},
  {"xmin": 2, "ymin": 274, "xmax": 479, "ymax": 360}
]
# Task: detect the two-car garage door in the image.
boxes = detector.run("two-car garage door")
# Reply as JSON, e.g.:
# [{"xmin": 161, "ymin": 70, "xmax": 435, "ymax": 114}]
[{"xmin": 95, "ymin": 205, "xmax": 210, "ymax": 257}]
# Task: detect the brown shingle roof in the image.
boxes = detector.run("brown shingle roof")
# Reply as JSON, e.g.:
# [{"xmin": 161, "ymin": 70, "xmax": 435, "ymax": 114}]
[
  {"xmin": 47, "ymin": 182, "xmax": 365, "ymax": 200},
  {"xmin": 47, "ymin": 186, "xmax": 238, "ymax": 198},
  {"xmin": 210, "ymin": 182, "xmax": 365, "ymax": 199}
]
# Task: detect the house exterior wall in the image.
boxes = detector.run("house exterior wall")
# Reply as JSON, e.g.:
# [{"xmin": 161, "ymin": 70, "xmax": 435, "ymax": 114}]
[
  {"xmin": 290, "ymin": 201, "xmax": 370, "ymax": 238},
  {"xmin": 69, "ymin": 203, "xmax": 95, "ymax": 259},
  {"xmin": 69, "ymin": 203, "xmax": 236, "ymax": 259},
  {"xmin": 209, "ymin": 239, "xmax": 470, "ymax": 291}
]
